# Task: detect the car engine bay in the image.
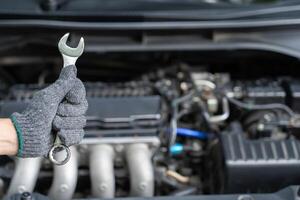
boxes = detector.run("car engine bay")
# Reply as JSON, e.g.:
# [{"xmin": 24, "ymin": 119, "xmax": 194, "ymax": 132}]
[{"xmin": 0, "ymin": 32, "xmax": 299, "ymax": 199}]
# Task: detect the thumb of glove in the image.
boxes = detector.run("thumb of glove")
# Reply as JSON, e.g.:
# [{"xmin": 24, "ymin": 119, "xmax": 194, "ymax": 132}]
[
  {"xmin": 43, "ymin": 65, "xmax": 78, "ymax": 103},
  {"xmin": 58, "ymin": 65, "xmax": 77, "ymax": 81}
]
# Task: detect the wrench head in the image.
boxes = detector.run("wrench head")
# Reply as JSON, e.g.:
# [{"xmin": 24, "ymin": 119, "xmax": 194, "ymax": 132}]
[{"xmin": 58, "ymin": 33, "xmax": 84, "ymax": 57}]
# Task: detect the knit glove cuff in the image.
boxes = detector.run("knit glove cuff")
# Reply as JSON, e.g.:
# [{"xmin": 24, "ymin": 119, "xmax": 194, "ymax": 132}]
[{"xmin": 10, "ymin": 113, "xmax": 53, "ymax": 157}]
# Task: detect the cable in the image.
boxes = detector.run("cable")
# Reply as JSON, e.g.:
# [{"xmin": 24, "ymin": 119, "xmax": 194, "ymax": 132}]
[{"xmin": 227, "ymin": 96, "xmax": 295, "ymax": 117}]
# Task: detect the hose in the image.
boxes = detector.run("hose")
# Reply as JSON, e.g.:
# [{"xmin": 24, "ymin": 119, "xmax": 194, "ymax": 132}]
[
  {"xmin": 169, "ymin": 91, "xmax": 195, "ymax": 149},
  {"xmin": 176, "ymin": 128, "xmax": 208, "ymax": 139},
  {"xmin": 227, "ymin": 96, "xmax": 295, "ymax": 117},
  {"xmin": 166, "ymin": 170, "xmax": 190, "ymax": 184}
]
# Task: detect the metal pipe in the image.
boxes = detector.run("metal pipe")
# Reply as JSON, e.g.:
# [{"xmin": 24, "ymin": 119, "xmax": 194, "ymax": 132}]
[
  {"xmin": 208, "ymin": 97, "xmax": 230, "ymax": 123},
  {"xmin": 48, "ymin": 146, "xmax": 78, "ymax": 200},
  {"xmin": 7, "ymin": 157, "xmax": 42, "ymax": 195},
  {"xmin": 125, "ymin": 143, "xmax": 154, "ymax": 197},
  {"xmin": 90, "ymin": 144, "xmax": 115, "ymax": 198}
]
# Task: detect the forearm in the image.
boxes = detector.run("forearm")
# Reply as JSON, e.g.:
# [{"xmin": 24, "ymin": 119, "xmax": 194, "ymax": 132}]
[{"xmin": 0, "ymin": 118, "xmax": 18, "ymax": 156}]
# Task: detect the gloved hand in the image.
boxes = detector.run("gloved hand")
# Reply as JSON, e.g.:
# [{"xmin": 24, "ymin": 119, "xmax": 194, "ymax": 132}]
[
  {"xmin": 10, "ymin": 65, "xmax": 88, "ymax": 158},
  {"xmin": 53, "ymin": 78, "xmax": 88, "ymax": 146}
]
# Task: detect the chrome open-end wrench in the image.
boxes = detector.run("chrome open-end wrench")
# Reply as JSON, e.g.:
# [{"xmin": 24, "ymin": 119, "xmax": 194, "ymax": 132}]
[
  {"xmin": 58, "ymin": 33, "xmax": 84, "ymax": 68},
  {"xmin": 49, "ymin": 33, "xmax": 85, "ymax": 165}
]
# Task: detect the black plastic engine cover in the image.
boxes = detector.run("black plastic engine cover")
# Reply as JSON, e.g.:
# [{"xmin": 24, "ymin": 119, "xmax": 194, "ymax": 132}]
[
  {"xmin": 0, "ymin": 96, "xmax": 161, "ymax": 138},
  {"xmin": 221, "ymin": 123, "xmax": 300, "ymax": 193}
]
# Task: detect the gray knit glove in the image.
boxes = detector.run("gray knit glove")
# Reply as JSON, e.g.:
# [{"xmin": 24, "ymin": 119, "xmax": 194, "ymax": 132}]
[
  {"xmin": 10, "ymin": 65, "xmax": 87, "ymax": 157},
  {"xmin": 53, "ymin": 78, "xmax": 88, "ymax": 146}
]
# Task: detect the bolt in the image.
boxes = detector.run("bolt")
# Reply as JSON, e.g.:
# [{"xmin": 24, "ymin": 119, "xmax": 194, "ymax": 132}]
[
  {"xmin": 139, "ymin": 182, "xmax": 147, "ymax": 191},
  {"xmin": 257, "ymin": 123, "xmax": 265, "ymax": 131},
  {"xmin": 291, "ymin": 116, "xmax": 300, "ymax": 127},
  {"xmin": 18, "ymin": 185, "xmax": 26, "ymax": 193},
  {"xmin": 21, "ymin": 192, "xmax": 32, "ymax": 200},
  {"xmin": 263, "ymin": 113, "xmax": 274, "ymax": 122},
  {"xmin": 165, "ymin": 80, "xmax": 172, "ymax": 86},
  {"xmin": 180, "ymin": 82, "xmax": 189, "ymax": 91},
  {"xmin": 99, "ymin": 184, "xmax": 107, "ymax": 191},
  {"xmin": 60, "ymin": 184, "xmax": 69, "ymax": 192}
]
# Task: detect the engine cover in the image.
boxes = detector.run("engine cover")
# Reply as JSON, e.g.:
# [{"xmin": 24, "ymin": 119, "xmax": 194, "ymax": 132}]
[
  {"xmin": 0, "ymin": 83, "xmax": 161, "ymax": 145},
  {"xmin": 221, "ymin": 123, "xmax": 300, "ymax": 193}
]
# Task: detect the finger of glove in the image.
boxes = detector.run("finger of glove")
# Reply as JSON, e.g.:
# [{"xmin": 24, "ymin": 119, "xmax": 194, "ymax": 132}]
[
  {"xmin": 53, "ymin": 115, "xmax": 86, "ymax": 130},
  {"xmin": 65, "ymin": 78, "xmax": 86, "ymax": 104},
  {"xmin": 57, "ymin": 99, "xmax": 88, "ymax": 117},
  {"xmin": 58, "ymin": 129, "xmax": 85, "ymax": 146}
]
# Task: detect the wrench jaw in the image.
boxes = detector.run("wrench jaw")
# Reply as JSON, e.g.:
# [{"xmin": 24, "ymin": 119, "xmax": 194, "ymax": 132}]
[
  {"xmin": 58, "ymin": 33, "xmax": 85, "ymax": 68},
  {"xmin": 58, "ymin": 33, "xmax": 85, "ymax": 58}
]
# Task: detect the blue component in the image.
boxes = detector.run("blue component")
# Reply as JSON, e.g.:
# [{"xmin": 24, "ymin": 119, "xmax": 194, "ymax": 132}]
[
  {"xmin": 176, "ymin": 128, "xmax": 208, "ymax": 139},
  {"xmin": 170, "ymin": 143, "xmax": 184, "ymax": 155}
]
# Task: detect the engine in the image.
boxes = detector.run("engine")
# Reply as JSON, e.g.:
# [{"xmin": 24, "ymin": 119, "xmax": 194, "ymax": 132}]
[{"xmin": 2, "ymin": 61, "xmax": 300, "ymax": 199}]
